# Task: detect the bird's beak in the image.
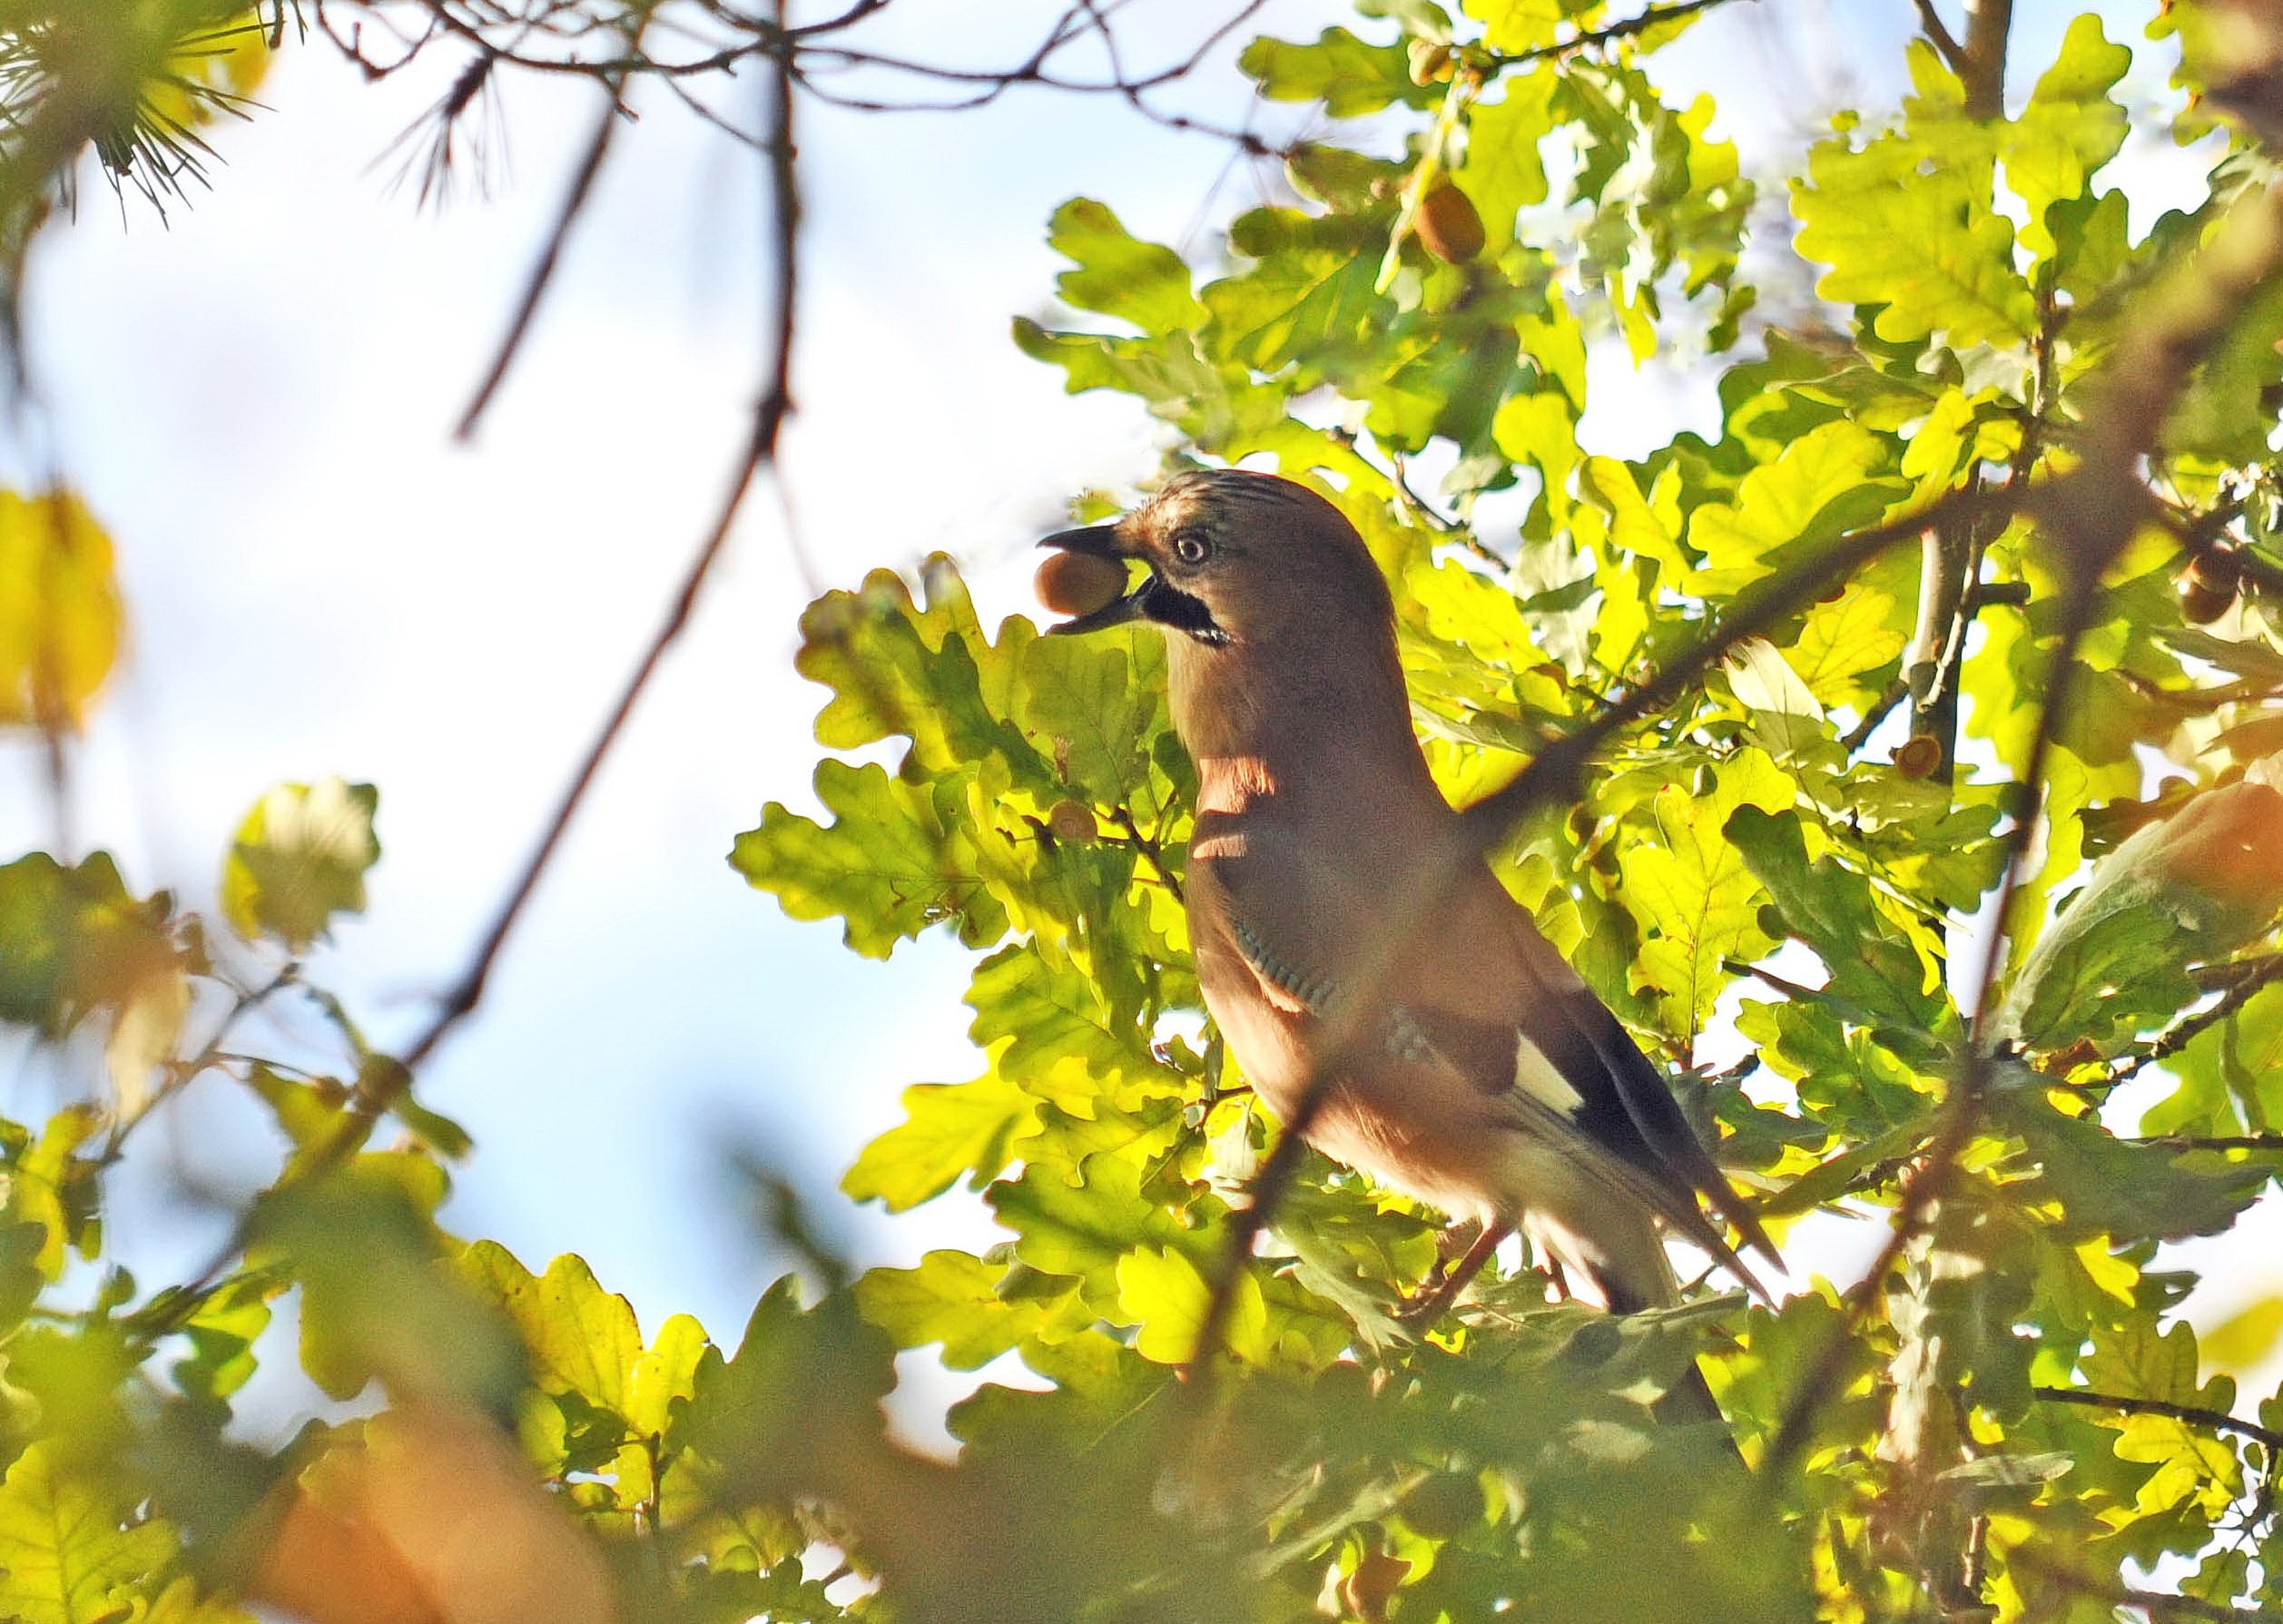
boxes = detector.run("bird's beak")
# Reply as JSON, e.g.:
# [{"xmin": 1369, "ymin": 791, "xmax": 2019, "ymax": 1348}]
[{"xmin": 1038, "ymin": 524, "xmax": 1152, "ymax": 635}]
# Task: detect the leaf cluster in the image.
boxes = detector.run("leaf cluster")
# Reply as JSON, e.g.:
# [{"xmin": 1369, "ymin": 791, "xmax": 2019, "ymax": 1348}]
[{"xmin": 3, "ymin": 1, "xmax": 2283, "ymax": 1622}]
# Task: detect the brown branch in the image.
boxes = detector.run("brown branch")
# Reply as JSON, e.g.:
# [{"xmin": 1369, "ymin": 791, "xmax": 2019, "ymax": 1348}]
[
  {"xmin": 454, "ymin": 72, "xmax": 628, "ymax": 439},
  {"xmin": 1109, "ymin": 807, "xmax": 1184, "ymax": 902},
  {"xmin": 1491, "ymin": 0, "xmax": 1749, "ymax": 71},
  {"xmin": 2125, "ymin": 1136, "xmax": 2283, "ymax": 1154},
  {"xmin": 1754, "ymin": 171, "xmax": 2283, "ymax": 1492},
  {"xmin": 1840, "ymin": 674, "xmax": 1910, "ymax": 754},
  {"xmin": 2111, "ymin": 956, "xmax": 2283, "ymax": 1084},
  {"xmin": 2117, "ymin": 1593, "xmax": 2282, "ymax": 1624},
  {"xmin": 2033, "ymin": 1385, "xmax": 2283, "ymax": 1454},
  {"xmin": 1457, "ymin": 486, "xmax": 1995, "ymax": 849},
  {"xmin": 1758, "ymin": 471, "xmax": 2111, "ymax": 1485},
  {"xmin": 2010, "ymin": 1538, "xmax": 2283, "ymax": 1621},
  {"xmin": 1757, "ymin": 1078, "xmax": 1976, "ymax": 1478},
  {"xmin": 1910, "ymin": 0, "xmax": 1968, "ymax": 78},
  {"xmin": 1959, "ymin": 0, "xmax": 2012, "ymax": 118}
]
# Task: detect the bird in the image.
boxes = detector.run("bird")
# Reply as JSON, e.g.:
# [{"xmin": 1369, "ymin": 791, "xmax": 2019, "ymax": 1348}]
[{"xmin": 1038, "ymin": 467, "xmax": 1779, "ymax": 1334}]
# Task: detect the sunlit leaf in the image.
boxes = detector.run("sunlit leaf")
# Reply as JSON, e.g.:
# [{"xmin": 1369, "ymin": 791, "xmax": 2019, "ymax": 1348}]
[
  {"xmin": 0, "ymin": 1442, "xmax": 172, "ymax": 1624},
  {"xmin": 1618, "ymin": 747, "xmax": 1794, "ymax": 1038},
  {"xmin": 841, "ymin": 1073, "xmax": 1040, "ymax": 1213},
  {"xmin": 221, "ymin": 779, "xmax": 381, "ymax": 952},
  {"xmin": 0, "ymin": 491, "xmax": 122, "ymax": 732}
]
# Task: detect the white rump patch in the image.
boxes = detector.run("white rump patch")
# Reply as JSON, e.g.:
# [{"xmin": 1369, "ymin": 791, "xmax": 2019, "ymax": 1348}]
[{"xmin": 1513, "ymin": 1033, "xmax": 1584, "ymax": 1116}]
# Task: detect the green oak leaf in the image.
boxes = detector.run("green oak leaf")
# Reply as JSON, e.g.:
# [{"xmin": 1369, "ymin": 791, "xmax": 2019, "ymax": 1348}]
[
  {"xmin": 461, "ymin": 1244, "xmax": 644, "ymax": 1420},
  {"xmin": 733, "ymin": 760, "xmax": 1011, "ymax": 958},
  {"xmin": 221, "ymin": 777, "xmax": 379, "ymax": 952},
  {"xmin": 1791, "ymin": 53, "xmax": 2038, "ymax": 349},
  {"xmin": 793, "ymin": 562, "xmax": 1048, "ymax": 791},
  {"xmin": 1997, "ymin": 774, "xmax": 2283, "ymax": 1054},
  {"xmin": 1618, "ymin": 747, "xmax": 1794, "ymax": 1039},
  {"xmin": 2002, "ymin": 14, "xmax": 2131, "ymax": 260},
  {"xmin": 1045, "ymin": 199, "xmax": 1205, "ymax": 335},
  {"xmin": 1986, "ymin": 1068, "xmax": 2269, "ymax": 1243},
  {"xmin": 0, "ymin": 1443, "xmax": 175, "ymax": 1624},
  {"xmin": 842, "ymin": 1072, "xmax": 1040, "ymax": 1212},
  {"xmin": 1237, "ymin": 28, "xmax": 1437, "ymax": 117},
  {"xmin": 858, "ymin": 1249, "xmax": 1087, "ymax": 1369},
  {"xmin": 1727, "ymin": 803, "xmax": 1953, "ymax": 1038}
]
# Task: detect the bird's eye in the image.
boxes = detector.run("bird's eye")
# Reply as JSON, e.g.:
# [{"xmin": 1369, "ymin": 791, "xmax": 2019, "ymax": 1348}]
[{"xmin": 1171, "ymin": 532, "xmax": 1213, "ymax": 566}]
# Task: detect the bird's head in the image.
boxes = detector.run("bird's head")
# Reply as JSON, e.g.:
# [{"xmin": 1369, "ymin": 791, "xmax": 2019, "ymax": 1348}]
[{"xmin": 1038, "ymin": 468, "xmax": 1393, "ymax": 650}]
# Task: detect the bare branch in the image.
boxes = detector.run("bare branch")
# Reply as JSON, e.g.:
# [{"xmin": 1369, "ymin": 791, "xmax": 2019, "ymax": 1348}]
[
  {"xmin": 1491, "ymin": 0, "xmax": 1751, "ymax": 71},
  {"xmin": 1840, "ymin": 674, "xmax": 1909, "ymax": 754},
  {"xmin": 1910, "ymin": 0, "xmax": 1968, "ymax": 77},
  {"xmin": 2111, "ymin": 956, "xmax": 2283, "ymax": 1085},
  {"xmin": 2125, "ymin": 1135, "xmax": 2283, "ymax": 1154},
  {"xmin": 1958, "ymin": 0, "xmax": 2012, "ymax": 118},
  {"xmin": 1458, "ymin": 487, "xmax": 1997, "ymax": 844},
  {"xmin": 455, "ymin": 75, "xmax": 628, "ymax": 439}
]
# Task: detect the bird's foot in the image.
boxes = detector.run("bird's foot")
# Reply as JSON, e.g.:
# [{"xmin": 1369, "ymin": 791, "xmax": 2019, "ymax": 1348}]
[{"xmin": 1396, "ymin": 1222, "xmax": 1511, "ymax": 1330}]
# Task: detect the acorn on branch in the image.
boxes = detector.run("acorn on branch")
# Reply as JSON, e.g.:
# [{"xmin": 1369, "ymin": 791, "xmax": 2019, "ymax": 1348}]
[
  {"xmin": 1414, "ymin": 182, "xmax": 1485, "ymax": 262},
  {"xmin": 1892, "ymin": 734, "xmax": 1944, "ymax": 779},
  {"xmin": 2176, "ymin": 546, "xmax": 2242, "ymax": 625},
  {"xmin": 1046, "ymin": 800, "xmax": 1097, "ymax": 844}
]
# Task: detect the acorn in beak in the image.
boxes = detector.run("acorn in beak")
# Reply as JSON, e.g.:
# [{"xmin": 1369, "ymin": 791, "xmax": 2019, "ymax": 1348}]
[{"xmin": 1036, "ymin": 524, "xmax": 1148, "ymax": 635}]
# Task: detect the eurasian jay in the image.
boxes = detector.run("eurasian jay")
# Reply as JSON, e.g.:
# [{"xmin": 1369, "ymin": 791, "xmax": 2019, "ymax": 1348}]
[{"xmin": 1040, "ymin": 468, "xmax": 1778, "ymax": 1325}]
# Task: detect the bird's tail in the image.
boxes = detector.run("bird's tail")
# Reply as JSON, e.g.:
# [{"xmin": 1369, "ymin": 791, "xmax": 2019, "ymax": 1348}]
[
  {"xmin": 1584, "ymin": 1255, "xmax": 1746, "ymax": 1462},
  {"xmin": 1651, "ymin": 1356, "xmax": 1729, "ymax": 1432}
]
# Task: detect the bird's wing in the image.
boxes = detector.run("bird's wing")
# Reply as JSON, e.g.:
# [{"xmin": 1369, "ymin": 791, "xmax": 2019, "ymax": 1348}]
[
  {"xmin": 1496, "ymin": 913, "xmax": 1781, "ymax": 1273},
  {"xmin": 1205, "ymin": 832, "xmax": 1776, "ymax": 1297}
]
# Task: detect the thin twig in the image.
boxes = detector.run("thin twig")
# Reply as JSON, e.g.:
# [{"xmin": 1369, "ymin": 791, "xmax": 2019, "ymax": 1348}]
[
  {"xmin": 2125, "ymin": 1136, "xmax": 2283, "ymax": 1154},
  {"xmin": 1385, "ymin": 452, "xmax": 1456, "ymax": 535},
  {"xmin": 289, "ymin": 7, "xmax": 782, "ymax": 1151},
  {"xmin": 1909, "ymin": 0, "xmax": 1968, "ymax": 78},
  {"xmin": 100, "ymin": 968, "xmax": 299, "ymax": 1164},
  {"xmin": 2034, "ymin": 1387, "xmax": 2283, "ymax": 1462},
  {"xmin": 1109, "ymin": 806, "xmax": 1184, "ymax": 902},
  {"xmin": 2111, "ymin": 956, "xmax": 2283, "ymax": 1085},
  {"xmin": 1840, "ymin": 674, "xmax": 1909, "ymax": 754},
  {"xmin": 390, "ymin": 15, "xmax": 799, "ymax": 1082},
  {"xmin": 454, "ymin": 71, "xmax": 627, "ymax": 439},
  {"xmin": 1491, "ymin": 0, "xmax": 1749, "ymax": 71},
  {"xmin": 143, "ymin": 0, "xmax": 811, "ymax": 1339}
]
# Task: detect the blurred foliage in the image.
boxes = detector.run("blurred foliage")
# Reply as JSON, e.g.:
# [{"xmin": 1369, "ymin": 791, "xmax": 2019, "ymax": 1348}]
[{"xmin": 2, "ymin": 1, "xmax": 2283, "ymax": 1621}]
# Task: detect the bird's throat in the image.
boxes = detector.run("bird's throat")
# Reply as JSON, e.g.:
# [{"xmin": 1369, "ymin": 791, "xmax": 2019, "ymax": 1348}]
[{"xmin": 1170, "ymin": 642, "xmax": 1435, "ymax": 824}]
